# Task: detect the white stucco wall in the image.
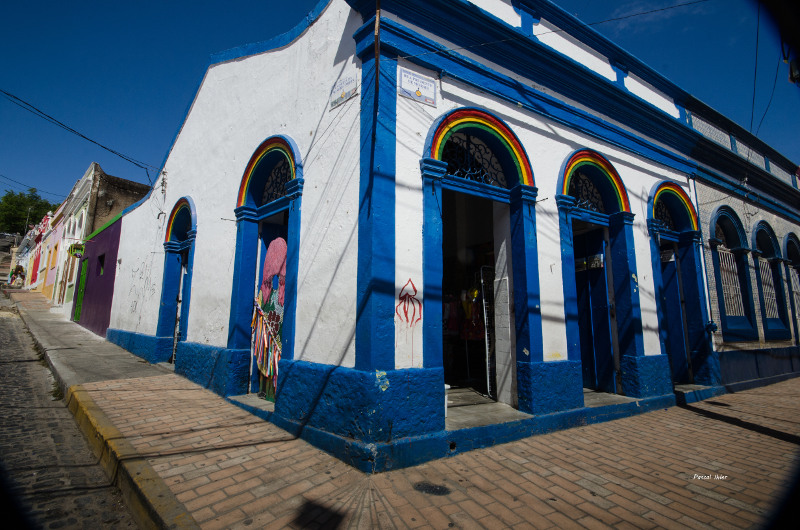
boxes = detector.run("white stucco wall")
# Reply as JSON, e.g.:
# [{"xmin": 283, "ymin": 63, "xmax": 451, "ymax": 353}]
[
  {"xmin": 110, "ymin": 0, "xmax": 362, "ymax": 367},
  {"xmin": 393, "ymin": 63, "xmax": 691, "ymax": 368}
]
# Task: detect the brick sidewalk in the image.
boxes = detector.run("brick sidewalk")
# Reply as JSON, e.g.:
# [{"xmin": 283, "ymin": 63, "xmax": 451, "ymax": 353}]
[{"xmin": 78, "ymin": 372, "xmax": 800, "ymax": 529}]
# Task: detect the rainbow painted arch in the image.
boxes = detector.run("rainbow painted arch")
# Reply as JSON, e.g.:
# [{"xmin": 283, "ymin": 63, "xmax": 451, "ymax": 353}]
[{"xmin": 430, "ymin": 109, "xmax": 534, "ymax": 187}]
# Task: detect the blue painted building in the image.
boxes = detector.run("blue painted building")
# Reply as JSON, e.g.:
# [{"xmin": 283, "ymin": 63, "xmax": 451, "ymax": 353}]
[{"xmin": 105, "ymin": 0, "xmax": 799, "ymax": 471}]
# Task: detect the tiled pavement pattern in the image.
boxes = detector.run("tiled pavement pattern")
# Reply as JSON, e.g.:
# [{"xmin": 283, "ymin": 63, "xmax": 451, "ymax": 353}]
[
  {"xmin": 0, "ymin": 303, "xmax": 137, "ymax": 529},
  {"xmin": 80, "ymin": 372, "xmax": 800, "ymax": 529}
]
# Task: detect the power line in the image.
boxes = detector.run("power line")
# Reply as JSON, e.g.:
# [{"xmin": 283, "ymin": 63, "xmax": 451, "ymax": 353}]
[
  {"xmin": 749, "ymin": 1, "xmax": 761, "ymax": 132},
  {"xmin": 755, "ymin": 48, "xmax": 781, "ymax": 136},
  {"xmin": 0, "ymin": 88, "xmax": 157, "ymax": 184},
  {"xmin": 0, "ymin": 173, "xmax": 65, "ymax": 199},
  {"xmin": 398, "ymin": 0, "xmax": 712, "ymax": 61}
]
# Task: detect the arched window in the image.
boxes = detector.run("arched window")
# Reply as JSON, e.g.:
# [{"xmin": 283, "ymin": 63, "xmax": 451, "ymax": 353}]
[
  {"xmin": 709, "ymin": 207, "xmax": 756, "ymax": 341},
  {"xmin": 785, "ymin": 235, "xmax": 800, "ymax": 344},
  {"xmin": 753, "ymin": 222, "xmax": 790, "ymax": 340}
]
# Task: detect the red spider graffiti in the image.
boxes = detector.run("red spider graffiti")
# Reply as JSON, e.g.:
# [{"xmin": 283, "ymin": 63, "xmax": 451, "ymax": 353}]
[{"xmin": 396, "ymin": 278, "xmax": 422, "ymax": 326}]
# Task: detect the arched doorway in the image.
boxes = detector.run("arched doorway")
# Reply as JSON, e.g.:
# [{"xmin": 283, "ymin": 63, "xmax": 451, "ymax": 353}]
[
  {"xmin": 228, "ymin": 136, "xmax": 303, "ymax": 401},
  {"xmin": 421, "ymin": 108, "xmax": 542, "ymax": 411},
  {"xmin": 647, "ymin": 182, "xmax": 714, "ymax": 385},
  {"xmin": 156, "ymin": 197, "xmax": 196, "ymax": 363},
  {"xmin": 557, "ymin": 150, "xmax": 660, "ymax": 398}
]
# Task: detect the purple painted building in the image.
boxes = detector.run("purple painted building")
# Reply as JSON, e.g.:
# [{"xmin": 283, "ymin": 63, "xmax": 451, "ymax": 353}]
[{"xmin": 71, "ymin": 218, "xmax": 122, "ymax": 337}]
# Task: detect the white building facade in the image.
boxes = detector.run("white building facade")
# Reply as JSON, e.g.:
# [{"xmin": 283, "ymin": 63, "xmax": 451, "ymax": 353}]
[{"xmin": 104, "ymin": 0, "xmax": 800, "ymax": 471}]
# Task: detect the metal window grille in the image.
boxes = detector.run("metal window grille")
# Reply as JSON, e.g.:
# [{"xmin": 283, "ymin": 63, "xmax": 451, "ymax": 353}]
[
  {"xmin": 790, "ymin": 268, "xmax": 800, "ymax": 321},
  {"xmin": 718, "ymin": 247, "xmax": 745, "ymax": 317},
  {"xmin": 758, "ymin": 257, "xmax": 780, "ymax": 319},
  {"xmin": 441, "ymin": 132, "xmax": 508, "ymax": 188}
]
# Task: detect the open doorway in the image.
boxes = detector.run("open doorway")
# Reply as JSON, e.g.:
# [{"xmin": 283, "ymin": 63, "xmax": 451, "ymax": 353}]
[
  {"xmin": 441, "ymin": 190, "xmax": 514, "ymax": 401},
  {"xmin": 251, "ymin": 211, "xmax": 289, "ymax": 401},
  {"xmin": 572, "ymin": 219, "xmax": 620, "ymax": 394}
]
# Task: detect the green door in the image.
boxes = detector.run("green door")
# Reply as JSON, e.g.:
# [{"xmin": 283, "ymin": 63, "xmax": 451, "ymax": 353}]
[{"xmin": 73, "ymin": 260, "xmax": 88, "ymax": 322}]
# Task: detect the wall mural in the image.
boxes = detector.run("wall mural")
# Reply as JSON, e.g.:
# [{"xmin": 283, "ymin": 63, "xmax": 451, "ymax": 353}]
[{"xmin": 252, "ymin": 237, "xmax": 287, "ymax": 400}]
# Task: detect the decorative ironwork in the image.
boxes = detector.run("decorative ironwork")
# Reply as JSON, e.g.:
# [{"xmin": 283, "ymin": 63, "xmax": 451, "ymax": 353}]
[
  {"xmin": 718, "ymin": 247, "xmax": 746, "ymax": 317},
  {"xmin": 260, "ymin": 157, "xmax": 292, "ymax": 205},
  {"xmin": 654, "ymin": 200, "xmax": 675, "ymax": 231},
  {"xmin": 441, "ymin": 133, "xmax": 507, "ymax": 188},
  {"xmin": 758, "ymin": 257, "xmax": 780, "ymax": 319},
  {"xmin": 568, "ymin": 171, "xmax": 605, "ymax": 213}
]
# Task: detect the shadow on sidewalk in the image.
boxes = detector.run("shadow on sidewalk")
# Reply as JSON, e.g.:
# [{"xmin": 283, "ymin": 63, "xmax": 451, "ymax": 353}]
[{"xmin": 677, "ymin": 402, "xmax": 800, "ymax": 445}]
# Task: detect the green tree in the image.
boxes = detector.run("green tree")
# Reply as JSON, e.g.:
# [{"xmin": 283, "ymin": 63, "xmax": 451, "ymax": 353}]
[{"xmin": 0, "ymin": 188, "xmax": 60, "ymax": 235}]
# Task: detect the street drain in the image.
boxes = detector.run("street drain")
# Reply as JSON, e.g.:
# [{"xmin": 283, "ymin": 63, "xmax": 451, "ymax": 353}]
[{"xmin": 413, "ymin": 481, "xmax": 451, "ymax": 496}]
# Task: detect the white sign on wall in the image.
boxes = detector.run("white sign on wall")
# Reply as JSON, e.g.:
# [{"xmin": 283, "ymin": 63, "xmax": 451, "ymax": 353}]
[
  {"xmin": 330, "ymin": 75, "xmax": 358, "ymax": 110},
  {"xmin": 397, "ymin": 67, "xmax": 436, "ymax": 107}
]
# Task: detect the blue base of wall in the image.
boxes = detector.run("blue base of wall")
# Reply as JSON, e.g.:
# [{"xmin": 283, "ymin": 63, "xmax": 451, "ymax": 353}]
[
  {"xmin": 175, "ymin": 344, "xmax": 250, "ymax": 397},
  {"xmin": 517, "ymin": 360, "xmax": 584, "ymax": 415},
  {"xmin": 106, "ymin": 329, "xmax": 172, "ymax": 364},
  {"xmin": 239, "ymin": 385, "xmax": 674, "ymax": 473},
  {"xmin": 273, "ymin": 360, "xmax": 445, "ymax": 444},
  {"xmin": 720, "ymin": 346, "xmax": 800, "ymax": 385},
  {"xmin": 674, "ymin": 385, "xmax": 727, "ymax": 405},
  {"xmin": 691, "ymin": 347, "xmax": 722, "ymax": 387},
  {"xmin": 620, "ymin": 354, "xmax": 673, "ymax": 398}
]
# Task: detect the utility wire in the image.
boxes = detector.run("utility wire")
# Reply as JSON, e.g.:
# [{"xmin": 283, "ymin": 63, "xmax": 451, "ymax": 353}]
[
  {"xmin": 398, "ymin": 0, "xmax": 712, "ymax": 61},
  {"xmin": 0, "ymin": 88, "xmax": 158, "ymax": 184},
  {"xmin": 755, "ymin": 48, "xmax": 781, "ymax": 136},
  {"xmin": 0, "ymin": 173, "xmax": 65, "ymax": 199},
  {"xmin": 749, "ymin": 1, "xmax": 761, "ymax": 132}
]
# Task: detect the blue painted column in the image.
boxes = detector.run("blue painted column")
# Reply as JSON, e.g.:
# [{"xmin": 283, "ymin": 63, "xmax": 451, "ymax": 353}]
[
  {"xmin": 282, "ymin": 178, "xmax": 304, "ymax": 361},
  {"xmin": 514, "ymin": 187, "xmax": 582, "ymax": 414},
  {"xmin": 355, "ymin": 44, "xmax": 397, "ymax": 372},
  {"xmin": 227, "ymin": 207, "xmax": 259, "ymax": 350},
  {"xmin": 421, "ymin": 158, "xmax": 447, "ymax": 369},
  {"xmin": 609, "ymin": 212, "xmax": 671, "ymax": 398},
  {"xmin": 555, "ymin": 195, "xmax": 581, "ymax": 362}
]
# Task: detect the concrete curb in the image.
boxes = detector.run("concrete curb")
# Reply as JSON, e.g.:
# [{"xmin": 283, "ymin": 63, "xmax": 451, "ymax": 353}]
[
  {"xmin": 65, "ymin": 384, "xmax": 199, "ymax": 530},
  {"xmin": 8, "ymin": 292, "xmax": 198, "ymax": 530}
]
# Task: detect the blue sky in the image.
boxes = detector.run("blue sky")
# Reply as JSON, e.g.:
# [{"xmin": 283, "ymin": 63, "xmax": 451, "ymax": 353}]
[{"xmin": 1, "ymin": 0, "xmax": 797, "ymax": 205}]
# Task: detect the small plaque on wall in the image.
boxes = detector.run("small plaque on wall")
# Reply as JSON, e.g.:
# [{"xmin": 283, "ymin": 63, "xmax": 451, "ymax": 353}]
[{"xmin": 397, "ymin": 67, "xmax": 436, "ymax": 107}]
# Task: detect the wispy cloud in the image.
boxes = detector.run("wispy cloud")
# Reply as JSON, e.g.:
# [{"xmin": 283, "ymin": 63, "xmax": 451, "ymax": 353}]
[{"xmin": 594, "ymin": 0, "xmax": 713, "ymax": 38}]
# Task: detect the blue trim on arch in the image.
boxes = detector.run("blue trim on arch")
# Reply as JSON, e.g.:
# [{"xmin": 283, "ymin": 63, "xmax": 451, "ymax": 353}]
[
  {"xmin": 646, "ymin": 181, "xmax": 718, "ymax": 387},
  {"xmin": 708, "ymin": 206, "xmax": 758, "ymax": 342},
  {"xmin": 156, "ymin": 197, "xmax": 198, "ymax": 363}
]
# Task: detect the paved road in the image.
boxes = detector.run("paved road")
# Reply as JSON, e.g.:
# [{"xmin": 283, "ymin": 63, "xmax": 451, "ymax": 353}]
[{"xmin": 0, "ymin": 300, "xmax": 137, "ymax": 529}]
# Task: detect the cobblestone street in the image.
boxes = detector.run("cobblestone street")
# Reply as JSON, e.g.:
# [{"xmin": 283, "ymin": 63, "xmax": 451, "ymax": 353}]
[{"xmin": 0, "ymin": 301, "xmax": 136, "ymax": 529}]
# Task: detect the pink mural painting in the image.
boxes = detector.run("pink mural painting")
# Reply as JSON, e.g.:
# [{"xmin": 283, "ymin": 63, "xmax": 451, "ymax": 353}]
[{"xmin": 396, "ymin": 278, "xmax": 422, "ymax": 364}]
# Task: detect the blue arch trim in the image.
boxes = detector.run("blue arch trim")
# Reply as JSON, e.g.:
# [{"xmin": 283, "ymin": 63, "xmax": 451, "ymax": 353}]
[
  {"xmin": 752, "ymin": 221, "xmax": 781, "ymax": 259},
  {"xmin": 709, "ymin": 206, "xmax": 748, "ymax": 249},
  {"xmin": 707, "ymin": 206, "xmax": 757, "ymax": 342}
]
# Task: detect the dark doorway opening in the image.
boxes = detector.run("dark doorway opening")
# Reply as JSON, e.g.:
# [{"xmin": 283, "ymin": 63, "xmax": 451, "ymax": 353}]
[
  {"xmin": 442, "ymin": 190, "xmax": 497, "ymax": 399},
  {"xmin": 572, "ymin": 219, "xmax": 620, "ymax": 394}
]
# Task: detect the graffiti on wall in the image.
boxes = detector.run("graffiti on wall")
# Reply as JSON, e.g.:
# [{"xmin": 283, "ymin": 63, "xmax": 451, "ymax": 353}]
[
  {"xmin": 127, "ymin": 256, "xmax": 158, "ymax": 316},
  {"xmin": 395, "ymin": 278, "xmax": 422, "ymax": 365}
]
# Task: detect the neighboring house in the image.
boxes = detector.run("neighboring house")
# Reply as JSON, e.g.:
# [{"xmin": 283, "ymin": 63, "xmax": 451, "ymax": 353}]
[
  {"xmin": 102, "ymin": 0, "xmax": 799, "ymax": 471},
  {"xmin": 66, "ymin": 163, "xmax": 150, "ymax": 333},
  {"xmin": 0, "ymin": 233, "xmax": 20, "ymax": 283}
]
